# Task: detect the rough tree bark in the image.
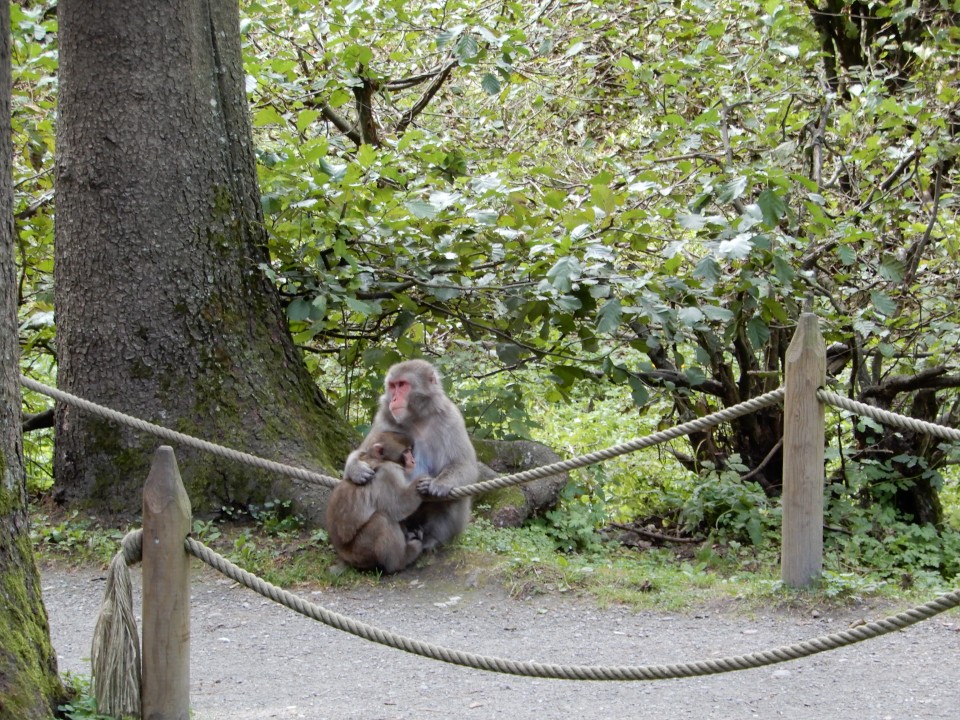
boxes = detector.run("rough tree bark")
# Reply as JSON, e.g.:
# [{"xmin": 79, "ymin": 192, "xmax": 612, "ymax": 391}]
[
  {"xmin": 0, "ymin": 1, "xmax": 66, "ymax": 713},
  {"xmin": 54, "ymin": 0, "xmax": 355, "ymax": 522}
]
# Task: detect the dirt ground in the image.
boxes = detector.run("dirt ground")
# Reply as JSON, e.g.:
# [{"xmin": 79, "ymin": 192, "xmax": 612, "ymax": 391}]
[{"xmin": 42, "ymin": 556, "xmax": 960, "ymax": 720}]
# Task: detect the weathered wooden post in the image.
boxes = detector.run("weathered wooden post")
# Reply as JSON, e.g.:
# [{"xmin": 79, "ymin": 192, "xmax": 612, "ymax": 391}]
[
  {"xmin": 141, "ymin": 446, "xmax": 192, "ymax": 719},
  {"xmin": 781, "ymin": 313, "xmax": 827, "ymax": 587}
]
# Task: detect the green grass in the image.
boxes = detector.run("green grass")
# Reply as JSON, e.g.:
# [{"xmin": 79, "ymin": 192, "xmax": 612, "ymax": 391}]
[{"xmin": 33, "ymin": 500, "xmax": 957, "ymax": 615}]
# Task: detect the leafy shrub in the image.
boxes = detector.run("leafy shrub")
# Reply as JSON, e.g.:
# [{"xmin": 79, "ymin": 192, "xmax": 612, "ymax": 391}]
[
  {"xmin": 58, "ymin": 673, "xmax": 116, "ymax": 720},
  {"xmin": 824, "ymin": 457, "xmax": 960, "ymax": 582},
  {"xmin": 678, "ymin": 458, "xmax": 779, "ymax": 546},
  {"xmin": 535, "ymin": 466, "xmax": 610, "ymax": 552}
]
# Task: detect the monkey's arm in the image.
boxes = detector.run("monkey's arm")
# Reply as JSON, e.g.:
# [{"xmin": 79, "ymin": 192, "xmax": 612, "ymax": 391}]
[
  {"xmin": 344, "ymin": 409, "xmax": 401, "ymax": 484},
  {"xmin": 344, "ymin": 448, "xmax": 375, "ymax": 484},
  {"xmin": 416, "ymin": 457, "xmax": 478, "ymax": 498}
]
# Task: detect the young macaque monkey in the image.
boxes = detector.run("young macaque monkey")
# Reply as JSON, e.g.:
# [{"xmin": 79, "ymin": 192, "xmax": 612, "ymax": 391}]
[
  {"xmin": 344, "ymin": 359, "xmax": 479, "ymax": 551},
  {"xmin": 326, "ymin": 430, "xmax": 424, "ymax": 573}
]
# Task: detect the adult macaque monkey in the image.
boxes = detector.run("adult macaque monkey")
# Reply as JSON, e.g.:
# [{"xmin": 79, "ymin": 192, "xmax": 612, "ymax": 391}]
[
  {"xmin": 326, "ymin": 430, "xmax": 424, "ymax": 573},
  {"xmin": 345, "ymin": 359, "xmax": 478, "ymax": 551}
]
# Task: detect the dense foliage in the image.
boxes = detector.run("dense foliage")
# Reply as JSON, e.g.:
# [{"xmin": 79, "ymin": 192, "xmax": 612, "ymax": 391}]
[{"xmin": 12, "ymin": 1, "xmax": 960, "ymax": 578}]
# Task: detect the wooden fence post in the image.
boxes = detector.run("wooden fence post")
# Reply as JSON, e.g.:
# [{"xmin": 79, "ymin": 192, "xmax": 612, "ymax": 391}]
[
  {"xmin": 781, "ymin": 313, "xmax": 826, "ymax": 588},
  {"xmin": 142, "ymin": 446, "xmax": 192, "ymax": 719}
]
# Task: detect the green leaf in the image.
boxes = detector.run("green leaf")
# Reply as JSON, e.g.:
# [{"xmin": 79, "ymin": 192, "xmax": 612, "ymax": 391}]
[
  {"xmin": 837, "ymin": 245, "xmax": 857, "ymax": 265},
  {"xmin": 716, "ymin": 234, "xmax": 753, "ymax": 260},
  {"xmin": 550, "ymin": 364, "xmax": 587, "ymax": 388},
  {"xmin": 693, "ymin": 256, "xmax": 721, "ymax": 284},
  {"xmin": 773, "ymin": 255, "xmax": 795, "ymax": 284},
  {"xmin": 287, "ymin": 298, "xmax": 311, "ymax": 322},
  {"xmin": 345, "ymin": 296, "xmax": 379, "ymax": 315},
  {"xmin": 261, "ymin": 193, "xmax": 282, "ymax": 215},
  {"xmin": 436, "ymin": 24, "xmax": 465, "ymax": 48},
  {"xmin": 757, "ymin": 188, "xmax": 786, "ymax": 225},
  {"xmin": 253, "ymin": 106, "xmax": 285, "ymax": 127},
  {"xmin": 689, "ymin": 191, "xmax": 713, "ymax": 213},
  {"xmin": 627, "ymin": 376, "xmax": 650, "ymax": 406},
  {"xmin": 596, "ymin": 298, "xmax": 622, "ymax": 334},
  {"xmin": 405, "ymin": 200, "xmax": 438, "ymax": 219},
  {"xmin": 546, "ymin": 257, "xmax": 581, "ymax": 292},
  {"xmin": 702, "ymin": 305, "xmax": 734, "ymax": 322},
  {"xmin": 481, "ymin": 73, "xmax": 501, "ymax": 95},
  {"xmin": 746, "ymin": 316, "xmax": 770, "ymax": 348},
  {"xmin": 870, "ymin": 291, "xmax": 897, "ymax": 317},
  {"xmin": 565, "ymin": 40, "xmax": 587, "ymax": 57},
  {"xmin": 296, "ymin": 109, "xmax": 320, "ymax": 133},
  {"xmin": 879, "ymin": 257, "xmax": 906, "ymax": 283},
  {"xmin": 356, "ymin": 143, "xmax": 377, "ymax": 168},
  {"xmin": 555, "ymin": 294, "xmax": 583, "ymax": 312},
  {"xmin": 716, "ymin": 176, "xmax": 748, "ymax": 204},
  {"xmin": 318, "ymin": 158, "xmax": 346, "ymax": 181},
  {"xmin": 455, "ymin": 34, "xmax": 479, "ymax": 62},
  {"xmin": 678, "ymin": 306, "xmax": 705, "ymax": 326},
  {"xmin": 496, "ymin": 343, "xmax": 524, "ymax": 365}
]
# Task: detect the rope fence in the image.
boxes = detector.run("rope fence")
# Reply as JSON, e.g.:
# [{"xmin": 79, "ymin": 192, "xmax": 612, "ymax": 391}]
[
  {"xmin": 819, "ymin": 389, "xmax": 960, "ymax": 442},
  {"xmin": 93, "ymin": 527, "xmax": 960, "ymax": 687},
  {"xmin": 22, "ymin": 314, "xmax": 960, "ymax": 717},
  {"xmin": 184, "ymin": 537, "xmax": 960, "ymax": 680},
  {"xmin": 22, "ymin": 375, "xmax": 959, "ymax": 504},
  {"xmin": 20, "ymin": 374, "xmax": 785, "ymax": 497},
  {"xmin": 19, "ymin": 375, "xmax": 342, "ymax": 488}
]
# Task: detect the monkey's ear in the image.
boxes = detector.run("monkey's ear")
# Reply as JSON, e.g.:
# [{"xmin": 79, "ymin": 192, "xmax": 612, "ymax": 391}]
[{"xmin": 371, "ymin": 443, "xmax": 385, "ymax": 459}]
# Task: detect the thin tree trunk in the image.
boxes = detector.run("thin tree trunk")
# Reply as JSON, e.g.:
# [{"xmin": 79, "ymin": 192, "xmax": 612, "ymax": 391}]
[
  {"xmin": 54, "ymin": 0, "xmax": 354, "ymax": 522},
  {"xmin": 0, "ymin": 1, "xmax": 66, "ymax": 713}
]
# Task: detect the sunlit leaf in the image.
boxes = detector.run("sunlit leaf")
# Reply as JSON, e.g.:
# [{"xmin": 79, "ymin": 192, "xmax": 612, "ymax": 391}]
[
  {"xmin": 716, "ymin": 176, "xmax": 748, "ymax": 204},
  {"xmin": 716, "ymin": 234, "xmax": 753, "ymax": 260},
  {"xmin": 546, "ymin": 257, "xmax": 581, "ymax": 292},
  {"xmin": 678, "ymin": 306, "xmax": 705, "ymax": 326}
]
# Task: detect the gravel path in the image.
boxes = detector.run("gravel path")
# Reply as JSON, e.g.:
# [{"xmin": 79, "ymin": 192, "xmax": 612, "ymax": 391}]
[{"xmin": 42, "ymin": 559, "xmax": 960, "ymax": 720}]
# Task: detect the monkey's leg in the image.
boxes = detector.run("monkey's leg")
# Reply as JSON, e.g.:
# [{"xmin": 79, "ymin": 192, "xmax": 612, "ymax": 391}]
[
  {"xmin": 363, "ymin": 513, "xmax": 416, "ymax": 574},
  {"xmin": 410, "ymin": 498, "xmax": 471, "ymax": 551},
  {"xmin": 401, "ymin": 536, "xmax": 423, "ymax": 568}
]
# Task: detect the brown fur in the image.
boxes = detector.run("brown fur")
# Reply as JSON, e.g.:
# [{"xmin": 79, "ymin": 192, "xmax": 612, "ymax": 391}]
[
  {"xmin": 344, "ymin": 360, "xmax": 479, "ymax": 551},
  {"xmin": 327, "ymin": 431, "xmax": 423, "ymax": 573}
]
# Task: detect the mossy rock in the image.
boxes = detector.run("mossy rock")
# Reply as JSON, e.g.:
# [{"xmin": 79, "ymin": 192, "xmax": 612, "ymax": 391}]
[{"xmin": 472, "ymin": 438, "xmax": 568, "ymax": 528}]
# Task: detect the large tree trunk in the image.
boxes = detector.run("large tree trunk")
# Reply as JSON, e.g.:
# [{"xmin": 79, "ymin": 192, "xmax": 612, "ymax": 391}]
[
  {"xmin": 54, "ymin": 0, "xmax": 354, "ymax": 523},
  {"xmin": 0, "ymin": 2, "xmax": 65, "ymax": 714}
]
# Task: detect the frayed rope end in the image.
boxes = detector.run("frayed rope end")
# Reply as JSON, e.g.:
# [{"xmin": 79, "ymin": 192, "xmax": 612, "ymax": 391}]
[{"xmin": 91, "ymin": 531, "xmax": 143, "ymax": 718}]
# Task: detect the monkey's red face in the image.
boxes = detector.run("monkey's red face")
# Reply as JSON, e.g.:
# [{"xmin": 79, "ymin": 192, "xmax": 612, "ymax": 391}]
[{"xmin": 388, "ymin": 376, "xmax": 411, "ymax": 423}]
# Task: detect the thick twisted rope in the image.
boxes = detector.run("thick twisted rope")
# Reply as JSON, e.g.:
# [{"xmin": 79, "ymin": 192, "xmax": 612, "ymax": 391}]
[
  {"xmin": 819, "ymin": 389, "xmax": 960, "ymax": 443},
  {"xmin": 19, "ymin": 375, "xmax": 341, "ymax": 488},
  {"xmin": 91, "ymin": 530, "xmax": 146, "ymax": 718},
  {"xmin": 447, "ymin": 388, "xmax": 786, "ymax": 498},
  {"xmin": 19, "ymin": 375, "xmax": 784, "ymax": 498},
  {"xmin": 185, "ymin": 536, "xmax": 959, "ymax": 681}
]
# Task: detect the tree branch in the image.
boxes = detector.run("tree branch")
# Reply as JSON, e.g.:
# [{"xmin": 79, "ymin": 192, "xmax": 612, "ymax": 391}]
[
  {"xmin": 294, "ymin": 46, "xmax": 363, "ymax": 145},
  {"xmin": 23, "ymin": 408, "xmax": 54, "ymax": 432},
  {"xmin": 610, "ymin": 522, "xmax": 699, "ymax": 544},
  {"xmin": 902, "ymin": 159, "xmax": 944, "ymax": 287},
  {"xmin": 860, "ymin": 366, "xmax": 960, "ymax": 403},
  {"xmin": 395, "ymin": 60, "xmax": 458, "ymax": 135},
  {"xmin": 352, "ymin": 71, "xmax": 381, "ymax": 146}
]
